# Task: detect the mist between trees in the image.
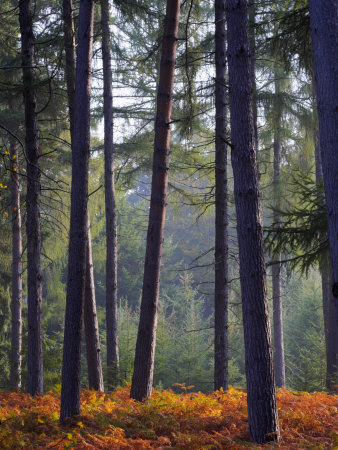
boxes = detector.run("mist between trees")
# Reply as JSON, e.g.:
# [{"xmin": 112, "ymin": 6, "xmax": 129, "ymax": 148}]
[{"xmin": 0, "ymin": 0, "xmax": 336, "ymax": 445}]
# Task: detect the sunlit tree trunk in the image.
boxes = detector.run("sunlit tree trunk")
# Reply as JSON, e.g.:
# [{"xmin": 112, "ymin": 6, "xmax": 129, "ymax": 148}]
[
  {"xmin": 84, "ymin": 211, "xmax": 104, "ymax": 391},
  {"xmin": 130, "ymin": 0, "xmax": 180, "ymax": 401},
  {"xmin": 214, "ymin": 0, "xmax": 229, "ymax": 392},
  {"xmin": 19, "ymin": 0, "xmax": 43, "ymax": 396},
  {"xmin": 226, "ymin": 0, "xmax": 279, "ymax": 443},
  {"xmin": 101, "ymin": 0, "xmax": 119, "ymax": 389},
  {"xmin": 9, "ymin": 130, "xmax": 22, "ymax": 391},
  {"xmin": 60, "ymin": 0, "xmax": 95, "ymax": 420},
  {"xmin": 272, "ymin": 69, "xmax": 285, "ymax": 388},
  {"xmin": 309, "ymin": 0, "xmax": 338, "ymax": 329}
]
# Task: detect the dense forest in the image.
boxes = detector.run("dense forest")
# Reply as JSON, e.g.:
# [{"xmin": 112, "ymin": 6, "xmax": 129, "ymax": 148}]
[{"xmin": 0, "ymin": 0, "xmax": 337, "ymax": 446}]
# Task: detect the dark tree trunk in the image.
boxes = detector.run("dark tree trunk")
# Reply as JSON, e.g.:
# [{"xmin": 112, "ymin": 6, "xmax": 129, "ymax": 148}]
[
  {"xmin": 130, "ymin": 0, "xmax": 180, "ymax": 401},
  {"xmin": 321, "ymin": 255, "xmax": 338, "ymax": 389},
  {"xmin": 314, "ymin": 123, "xmax": 338, "ymax": 389},
  {"xmin": 101, "ymin": 0, "xmax": 119, "ymax": 389},
  {"xmin": 226, "ymin": 0, "xmax": 279, "ymax": 443},
  {"xmin": 62, "ymin": 0, "xmax": 76, "ymax": 137},
  {"xmin": 84, "ymin": 211, "xmax": 104, "ymax": 391},
  {"xmin": 60, "ymin": 0, "xmax": 95, "ymax": 420},
  {"xmin": 214, "ymin": 0, "xmax": 229, "ymax": 392},
  {"xmin": 19, "ymin": 0, "xmax": 43, "ymax": 396},
  {"xmin": 248, "ymin": 1, "xmax": 258, "ymax": 152},
  {"xmin": 9, "ymin": 134, "xmax": 22, "ymax": 391},
  {"xmin": 309, "ymin": 0, "xmax": 338, "ymax": 327},
  {"xmin": 272, "ymin": 71, "xmax": 285, "ymax": 388},
  {"xmin": 62, "ymin": 0, "xmax": 103, "ymax": 393}
]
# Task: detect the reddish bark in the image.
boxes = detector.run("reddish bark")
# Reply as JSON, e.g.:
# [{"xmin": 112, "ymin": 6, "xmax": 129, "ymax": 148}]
[{"xmin": 130, "ymin": 0, "xmax": 181, "ymax": 401}]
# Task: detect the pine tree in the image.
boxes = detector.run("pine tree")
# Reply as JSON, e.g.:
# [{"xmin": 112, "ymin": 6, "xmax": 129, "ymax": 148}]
[
  {"xmin": 19, "ymin": 0, "xmax": 43, "ymax": 396},
  {"xmin": 101, "ymin": 0, "xmax": 119, "ymax": 389},
  {"xmin": 214, "ymin": 0, "xmax": 229, "ymax": 391},
  {"xmin": 226, "ymin": 0, "xmax": 279, "ymax": 443},
  {"xmin": 60, "ymin": 0, "xmax": 95, "ymax": 420},
  {"xmin": 308, "ymin": 0, "xmax": 338, "ymax": 328},
  {"xmin": 130, "ymin": 0, "xmax": 181, "ymax": 401}
]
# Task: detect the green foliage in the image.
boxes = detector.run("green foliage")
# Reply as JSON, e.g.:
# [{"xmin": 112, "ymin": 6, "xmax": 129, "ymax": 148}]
[
  {"xmin": 284, "ymin": 273, "xmax": 326, "ymax": 391},
  {"xmin": 263, "ymin": 1, "xmax": 312, "ymax": 73},
  {"xmin": 265, "ymin": 168, "xmax": 327, "ymax": 273}
]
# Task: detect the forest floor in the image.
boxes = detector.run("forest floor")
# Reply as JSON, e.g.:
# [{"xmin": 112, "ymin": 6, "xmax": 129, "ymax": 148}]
[{"xmin": 0, "ymin": 384, "xmax": 336, "ymax": 449}]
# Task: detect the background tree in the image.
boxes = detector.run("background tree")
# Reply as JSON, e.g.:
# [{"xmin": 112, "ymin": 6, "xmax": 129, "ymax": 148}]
[
  {"xmin": 19, "ymin": 0, "xmax": 43, "ymax": 396},
  {"xmin": 214, "ymin": 0, "xmax": 229, "ymax": 392},
  {"xmin": 101, "ymin": 0, "xmax": 119, "ymax": 389}
]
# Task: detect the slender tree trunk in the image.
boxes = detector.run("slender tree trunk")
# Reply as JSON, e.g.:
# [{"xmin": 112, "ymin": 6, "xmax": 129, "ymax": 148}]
[
  {"xmin": 101, "ymin": 0, "xmax": 119, "ymax": 389},
  {"xmin": 62, "ymin": 0, "xmax": 103, "ymax": 393},
  {"xmin": 130, "ymin": 0, "xmax": 180, "ymax": 401},
  {"xmin": 84, "ymin": 211, "xmax": 104, "ymax": 391},
  {"xmin": 272, "ymin": 70, "xmax": 285, "ymax": 388},
  {"xmin": 226, "ymin": 0, "xmax": 279, "ymax": 443},
  {"xmin": 19, "ymin": 0, "xmax": 43, "ymax": 396},
  {"xmin": 9, "ymin": 134, "xmax": 22, "ymax": 391},
  {"xmin": 314, "ymin": 122, "xmax": 338, "ymax": 389},
  {"xmin": 214, "ymin": 0, "xmax": 229, "ymax": 392},
  {"xmin": 60, "ymin": 0, "xmax": 95, "ymax": 420},
  {"xmin": 62, "ymin": 0, "xmax": 76, "ymax": 139},
  {"xmin": 309, "ymin": 0, "xmax": 338, "ymax": 328}
]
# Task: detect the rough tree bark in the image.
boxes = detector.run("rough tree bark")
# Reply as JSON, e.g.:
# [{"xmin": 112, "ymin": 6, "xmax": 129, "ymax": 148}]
[
  {"xmin": 130, "ymin": 0, "xmax": 181, "ymax": 401},
  {"xmin": 62, "ymin": 0, "xmax": 76, "ymax": 139},
  {"xmin": 314, "ymin": 126, "xmax": 338, "ymax": 389},
  {"xmin": 321, "ymin": 255, "xmax": 338, "ymax": 388},
  {"xmin": 62, "ymin": 0, "xmax": 104, "ymax": 392},
  {"xmin": 19, "ymin": 0, "xmax": 43, "ymax": 396},
  {"xmin": 60, "ymin": 0, "xmax": 95, "ymax": 420},
  {"xmin": 248, "ymin": 1, "xmax": 258, "ymax": 151},
  {"xmin": 9, "ymin": 132, "xmax": 22, "ymax": 391},
  {"xmin": 101, "ymin": 0, "xmax": 119, "ymax": 389},
  {"xmin": 309, "ymin": 0, "xmax": 338, "ymax": 328},
  {"xmin": 214, "ymin": 0, "xmax": 229, "ymax": 392},
  {"xmin": 226, "ymin": 0, "xmax": 279, "ymax": 443},
  {"xmin": 272, "ymin": 70, "xmax": 285, "ymax": 388},
  {"xmin": 84, "ymin": 211, "xmax": 104, "ymax": 391}
]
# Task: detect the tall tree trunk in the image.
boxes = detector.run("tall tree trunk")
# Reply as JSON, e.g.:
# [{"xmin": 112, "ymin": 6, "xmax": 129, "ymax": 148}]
[
  {"xmin": 309, "ymin": 0, "xmax": 338, "ymax": 328},
  {"xmin": 226, "ymin": 0, "xmax": 279, "ymax": 443},
  {"xmin": 272, "ymin": 69, "xmax": 285, "ymax": 388},
  {"xmin": 130, "ymin": 0, "xmax": 180, "ymax": 401},
  {"xmin": 62, "ymin": 0, "xmax": 76, "ymax": 139},
  {"xmin": 60, "ymin": 0, "xmax": 95, "ymax": 420},
  {"xmin": 314, "ymin": 123, "xmax": 338, "ymax": 389},
  {"xmin": 101, "ymin": 0, "xmax": 119, "ymax": 389},
  {"xmin": 248, "ymin": 1, "xmax": 258, "ymax": 152},
  {"xmin": 19, "ymin": 0, "xmax": 43, "ymax": 396},
  {"xmin": 321, "ymin": 255, "xmax": 338, "ymax": 389},
  {"xmin": 9, "ymin": 133, "xmax": 22, "ymax": 391},
  {"xmin": 84, "ymin": 211, "xmax": 104, "ymax": 391},
  {"xmin": 62, "ymin": 0, "xmax": 104, "ymax": 393},
  {"xmin": 214, "ymin": 0, "xmax": 229, "ymax": 392}
]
